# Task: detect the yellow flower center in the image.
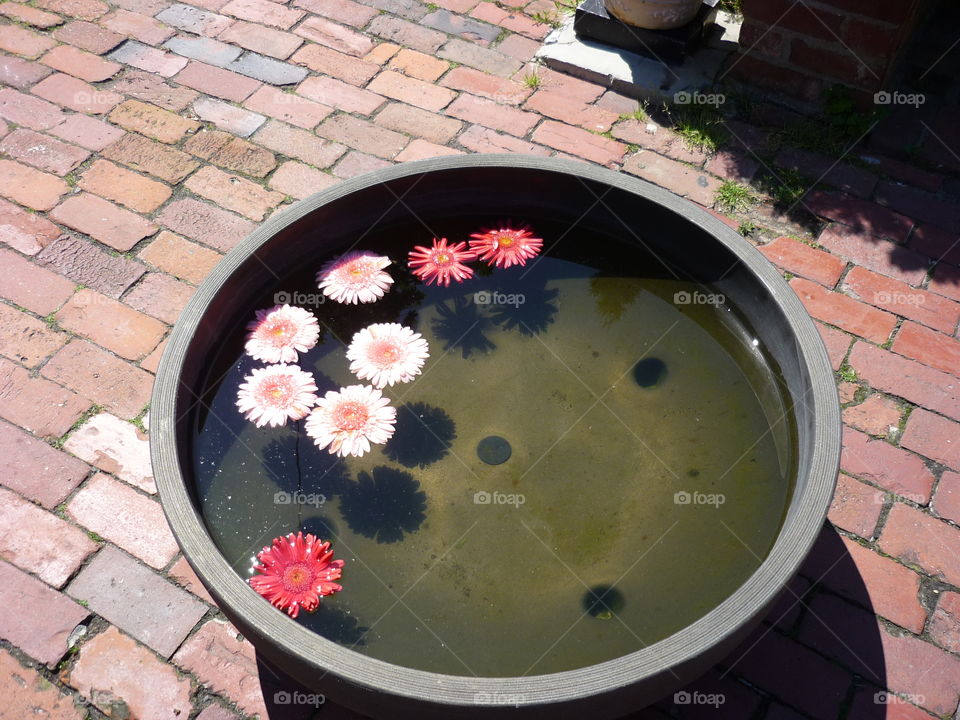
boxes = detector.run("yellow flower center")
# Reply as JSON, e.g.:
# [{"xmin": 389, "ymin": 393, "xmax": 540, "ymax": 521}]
[{"xmin": 497, "ymin": 234, "xmax": 514, "ymax": 248}]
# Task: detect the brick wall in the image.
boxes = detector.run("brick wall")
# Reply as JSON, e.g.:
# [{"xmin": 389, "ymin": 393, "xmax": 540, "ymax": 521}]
[{"xmin": 729, "ymin": 0, "xmax": 928, "ymax": 105}]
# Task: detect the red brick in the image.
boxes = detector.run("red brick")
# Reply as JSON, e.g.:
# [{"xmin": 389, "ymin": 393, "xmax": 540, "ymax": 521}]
[
  {"xmin": 156, "ymin": 198, "xmax": 255, "ymax": 252},
  {"xmin": 777, "ymin": 146, "xmax": 878, "ymax": 199},
  {"xmin": 0, "ymin": 560, "xmax": 89, "ymax": 667},
  {"xmin": 172, "ymin": 60, "xmax": 261, "ymax": 102},
  {"xmin": 294, "ymin": 15, "xmax": 374, "ymax": 57},
  {"xmin": 218, "ymin": 19, "xmax": 302, "ymax": 59},
  {"xmin": 267, "ymin": 160, "xmax": 336, "ymax": 199},
  {"xmin": 816, "ymin": 321, "xmax": 851, "ymax": 370},
  {"xmin": 441, "ymin": 65, "xmax": 530, "ymax": 105},
  {"xmin": 0, "ymin": 247, "xmax": 74, "ymax": 314},
  {"xmin": 0, "ymin": 129, "xmax": 88, "ymax": 177},
  {"xmin": 869, "ymin": 154, "xmax": 943, "ymax": 194},
  {"xmin": 0, "ymin": 2, "xmax": 64, "ymax": 28},
  {"xmin": 876, "ymin": 180, "xmax": 960, "ymax": 234},
  {"xmin": 40, "ymin": 44, "xmax": 120, "ymax": 82},
  {"xmin": 515, "ymin": 64, "xmax": 604, "ymax": 103},
  {"xmin": 0, "ymin": 420, "xmax": 89, "ymax": 507},
  {"xmin": 100, "ymin": 8, "xmax": 174, "ymax": 45},
  {"xmin": 929, "ymin": 263, "xmax": 960, "ymax": 303},
  {"xmin": 43, "ymin": 341, "xmax": 155, "ymax": 420},
  {"xmin": 156, "ymin": 3, "xmax": 230, "ymax": 35},
  {"xmin": 395, "ymin": 138, "xmax": 464, "ymax": 162},
  {"xmin": 34, "ymin": 0, "xmax": 107, "ymax": 20},
  {"xmin": 50, "ymin": 114, "xmax": 124, "ymax": 151},
  {"xmin": 0, "ymin": 648, "xmax": 84, "ymax": 720},
  {"xmin": 880, "ymin": 502, "xmax": 960, "ymax": 586},
  {"xmin": 902, "ymin": 408, "xmax": 960, "ymax": 470},
  {"xmin": 496, "ymin": 31, "xmax": 539, "ymax": 62},
  {"xmin": 109, "ymin": 40, "xmax": 187, "ymax": 76},
  {"xmin": 622, "ymin": 150, "xmax": 719, "ymax": 205},
  {"xmin": 538, "ymin": 120, "xmax": 626, "ymax": 166},
  {"xmin": 375, "ymin": 102, "xmax": 462, "ymax": 145},
  {"xmin": 525, "ymin": 89, "xmax": 619, "ymax": 133},
  {"xmin": 167, "ymin": 555, "xmax": 214, "ymax": 604},
  {"xmin": 221, "ymin": 0, "xmax": 302, "ymax": 28},
  {"xmin": 838, "ymin": 382, "xmax": 858, "ymax": 403},
  {"xmin": 107, "ymin": 69, "xmax": 199, "ymax": 111},
  {"xmin": 367, "ymin": 70, "xmax": 454, "ymax": 112},
  {"xmin": 139, "ymin": 336, "xmax": 166, "ymax": 373},
  {"xmin": 53, "ymin": 20, "xmax": 123, "ymax": 53},
  {"xmin": 846, "ymin": 685, "xmax": 933, "ymax": 720},
  {"xmin": 0, "ymin": 87, "xmax": 65, "ymax": 129},
  {"xmin": 290, "ymin": 43, "xmax": 378, "ymax": 86},
  {"xmin": 806, "ymin": 191, "xmax": 914, "ymax": 243},
  {"xmin": 292, "ymin": 0, "xmax": 377, "ymax": 27},
  {"xmin": 124, "ymin": 272, "xmax": 193, "ymax": 324},
  {"xmin": 470, "ymin": 1, "xmax": 549, "ymax": 39},
  {"xmin": 843, "ymin": 266, "xmax": 960, "ymax": 334},
  {"xmin": 367, "ymin": 14, "xmax": 445, "ymax": 53},
  {"xmin": 56, "ymin": 290, "xmax": 165, "ymax": 360},
  {"xmin": 892, "ymin": 323, "xmax": 960, "ymax": 377},
  {"xmin": 880, "ymin": 622, "xmax": 960, "ymax": 716},
  {"xmin": 817, "ymin": 226, "xmax": 928, "ymax": 285},
  {"xmin": 63, "ymin": 626, "xmax": 193, "ymax": 719},
  {"xmin": 828, "ymin": 473, "xmax": 884, "ymax": 539},
  {"xmin": 789, "ymin": 277, "xmax": 896, "ymax": 342},
  {"xmin": 908, "ymin": 224, "xmax": 960, "ymax": 267},
  {"xmin": 332, "ymin": 150, "xmax": 390, "ymax": 178},
  {"xmin": 842, "ymin": 394, "xmax": 902, "ymax": 437},
  {"xmin": 296, "ymin": 75, "xmax": 382, "ymax": 116},
  {"xmin": 0, "ymin": 55, "xmax": 54, "ymax": 89},
  {"xmin": 927, "ymin": 590, "xmax": 960, "ymax": 654},
  {"xmin": 456, "ymin": 123, "xmax": 550, "ymax": 155},
  {"xmin": 0, "ymin": 486, "xmax": 96, "ymax": 587},
  {"xmin": 67, "ymin": 473, "xmax": 178, "ymax": 568},
  {"xmin": 435, "ymin": 0, "xmax": 480, "ymax": 10},
  {"xmin": 184, "ymin": 131, "xmax": 276, "ymax": 177},
  {"xmin": 759, "ymin": 237, "xmax": 846, "ymax": 287},
  {"xmin": 388, "ymin": 47, "xmax": 448, "ymax": 82},
  {"xmin": 108, "ymin": 99, "xmax": 199, "ymax": 144},
  {"xmin": 252, "ymin": 119, "xmax": 346, "ymax": 168},
  {"xmin": 62, "ymin": 412, "xmax": 153, "ymax": 489},
  {"xmin": 193, "ymin": 97, "xmax": 266, "ymax": 138},
  {"xmin": 101, "ymin": 132, "xmax": 199, "ymax": 183},
  {"xmin": 172, "ymin": 619, "xmax": 269, "ymax": 718},
  {"xmin": 363, "ymin": 40, "xmax": 400, "ymax": 65},
  {"xmin": 0, "ymin": 24, "xmax": 57, "ymax": 58},
  {"xmin": 51, "ymin": 194, "xmax": 157, "ymax": 252},
  {"xmin": 705, "ymin": 149, "xmax": 760, "ymax": 184},
  {"xmin": 316, "ymin": 113, "xmax": 408, "ymax": 159},
  {"xmin": 78, "ymin": 159, "xmax": 170, "ymax": 214},
  {"xmin": 446, "ymin": 92, "xmax": 538, "ymax": 137},
  {"xmin": 612, "ymin": 120, "xmax": 708, "ymax": 166},
  {"xmin": 138, "ymin": 230, "xmax": 222, "ymax": 284},
  {"xmin": 185, "ymin": 165, "xmax": 285, "ymax": 221},
  {"xmin": 841, "ymin": 426, "xmax": 934, "ymax": 504},
  {"xmin": 30, "ymin": 72, "xmax": 123, "ymax": 113},
  {"xmin": 933, "ymin": 470, "xmax": 960, "ymax": 524},
  {"xmin": 0, "ymin": 303, "xmax": 66, "ymax": 368}
]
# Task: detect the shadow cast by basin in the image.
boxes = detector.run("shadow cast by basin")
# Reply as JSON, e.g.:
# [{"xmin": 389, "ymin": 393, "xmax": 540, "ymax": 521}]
[
  {"xmin": 339, "ymin": 466, "xmax": 427, "ymax": 544},
  {"xmin": 384, "ymin": 402, "xmax": 456, "ymax": 469}
]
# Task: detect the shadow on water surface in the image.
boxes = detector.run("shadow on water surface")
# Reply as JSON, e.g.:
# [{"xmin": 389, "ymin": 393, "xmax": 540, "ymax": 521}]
[
  {"xmin": 339, "ymin": 466, "xmax": 427, "ymax": 544},
  {"xmin": 383, "ymin": 402, "xmax": 456, "ymax": 469},
  {"xmin": 431, "ymin": 295, "xmax": 496, "ymax": 358}
]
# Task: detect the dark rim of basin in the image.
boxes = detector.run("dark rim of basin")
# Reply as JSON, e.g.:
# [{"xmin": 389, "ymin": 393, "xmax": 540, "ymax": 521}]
[{"xmin": 151, "ymin": 154, "xmax": 840, "ymax": 716}]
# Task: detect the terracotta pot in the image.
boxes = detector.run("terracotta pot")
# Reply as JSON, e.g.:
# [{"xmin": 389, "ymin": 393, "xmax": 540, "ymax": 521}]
[{"xmin": 604, "ymin": 0, "xmax": 702, "ymax": 29}]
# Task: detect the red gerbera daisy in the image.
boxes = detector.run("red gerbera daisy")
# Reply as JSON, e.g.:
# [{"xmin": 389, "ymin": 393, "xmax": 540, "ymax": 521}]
[
  {"xmin": 249, "ymin": 532, "xmax": 344, "ymax": 618},
  {"xmin": 407, "ymin": 237, "xmax": 476, "ymax": 286},
  {"xmin": 468, "ymin": 224, "xmax": 543, "ymax": 268}
]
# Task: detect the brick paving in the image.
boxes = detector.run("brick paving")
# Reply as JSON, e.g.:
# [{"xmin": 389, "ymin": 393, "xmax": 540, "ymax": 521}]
[{"xmin": 0, "ymin": 0, "xmax": 959, "ymax": 717}]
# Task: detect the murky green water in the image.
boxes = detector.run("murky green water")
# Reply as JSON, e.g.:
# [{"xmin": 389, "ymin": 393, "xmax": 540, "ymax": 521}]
[{"xmin": 190, "ymin": 220, "xmax": 795, "ymax": 677}]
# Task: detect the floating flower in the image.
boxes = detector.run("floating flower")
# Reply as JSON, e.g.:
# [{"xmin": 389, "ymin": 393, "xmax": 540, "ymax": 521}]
[
  {"xmin": 407, "ymin": 237, "xmax": 476, "ymax": 287},
  {"xmin": 244, "ymin": 304, "xmax": 320, "ymax": 364},
  {"xmin": 346, "ymin": 323, "xmax": 429, "ymax": 389},
  {"xmin": 249, "ymin": 531, "xmax": 344, "ymax": 618},
  {"xmin": 317, "ymin": 251, "xmax": 393, "ymax": 304},
  {"xmin": 236, "ymin": 364, "xmax": 318, "ymax": 428},
  {"xmin": 306, "ymin": 384, "xmax": 396, "ymax": 457},
  {"xmin": 469, "ymin": 224, "xmax": 543, "ymax": 268}
]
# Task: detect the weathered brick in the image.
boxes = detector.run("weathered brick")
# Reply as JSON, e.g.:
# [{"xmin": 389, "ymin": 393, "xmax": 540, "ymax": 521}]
[
  {"xmin": 525, "ymin": 89, "xmax": 619, "ymax": 133},
  {"xmin": 219, "ymin": 20, "xmax": 301, "ymax": 59},
  {"xmin": 622, "ymin": 150, "xmax": 718, "ymax": 204},
  {"xmin": 875, "ymin": 180, "xmax": 960, "ymax": 234},
  {"xmin": 139, "ymin": 336, "xmax": 166, "ymax": 373},
  {"xmin": 101, "ymin": 132, "xmax": 199, "ymax": 183},
  {"xmin": 242, "ymin": 85, "xmax": 328, "ymax": 130},
  {"xmin": 849, "ymin": 341, "xmax": 960, "ymax": 422},
  {"xmin": 901, "ymin": 408, "xmax": 960, "ymax": 470},
  {"xmin": 775, "ymin": 146, "xmax": 877, "ymax": 198},
  {"xmin": 933, "ymin": 471, "xmax": 960, "ymax": 525},
  {"xmin": 108, "ymin": 39, "xmax": 187, "ymax": 76},
  {"xmin": 0, "ymin": 87, "xmax": 65, "ymax": 129},
  {"xmin": 422, "ymin": 7, "xmax": 499, "ymax": 44},
  {"xmin": 759, "ymin": 237, "xmax": 846, "ymax": 287},
  {"xmin": 0, "ymin": 560, "xmax": 89, "ymax": 668},
  {"xmin": 138, "ymin": 230, "xmax": 222, "ymax": 284},
  {"xmin": 227, "ymin": 52, "xmax": 307, "ymax": 86},
  {"xmin": 441, "ymin": 65, "xmax": 530, "ymax": 105},
  {"xmin": 192, "ymin": 96, "xmax": 264, "ymax": 138},
  {"xmin": 43, "ymin": 340, "xmax": 155, "ymax": 421},
  {"xmin": 0, "ymin": 2, "xmax": 64, "ymax": 28},
  {"xmin": 49, "ymin": 113, "xmax": 124, "ymax": 150},
  {"xmin": 892, "ymin": 322, "xmax": 960, "ymax": 377},
  {"xmin": 292, "ymin": 0, "xmax": 376, "ymax": 27},
  {"xmin": 367, "ymin": 70, "xmax": 455, "ymax": 112},
  {"xmin": 185, "ymin": 165, "xmax": 285, "ymax": 221},
  {"xmin": 470, "ymin": 1, "xmax": 549, "ymax": 39},
  {"xmin": 63, "ymin": 626, "xmax": 193, "ymax": 720},
  {"xmin": 34, "ymin": 0, "xmax": 107, "ymax": 21},
  {"xmin": 396, "ymin": 138, "xmax": 463, "ymax": 162},
  {"xmin": 388, "ymin": 47, "xmax": 449, "ymax": 82},
  {"xmin": 0, "ymin": 648, "xmax": 84, "ymax": 720},
  {"xmin": 40, "ymin": 44, "xmax": 120, "ymax": 82},
  {"xmin": 908, "ymin": 224, "xmax": 960, "ymax": 267},
  {"xmin": 842, "ymin": 394, "xmax": 902, "ymax": 437},
  {"xmin": 828, "ymin": 473, "xmax": 884, "ymax": 539},
  {"xmin": 67, "ymin": 473, "xmax": 178, "ymax": 569},
  {"xmin": 0, "ymin": 128, "xmax": 88, "ymax": 177},
  {"xmin": 0, "ymin": 247, "xmax": 74, "ymax": 314},
  {"xmin": 156, "ymin": 198, "xmax": 255, "ymax": 252},
  {"xmin": 108, "ymin": 98, "xmax": 199, "ymax": 144},
  {"xmin": 172, "ymin": 619, "xmax": 269, "ymax": 718},
  {"xmin": 112, "ymin": 0, "xmax": 170, "ymax": 13},
  {"xmin": 221, "ymin": 0, "xmax": 302, "ymax": 28},
  {"xmin": 456, "ymin": 123, "xmax": 549, "ymax": 155},
  {"xmin": 317, "ymin": 113, "xmax": 407, "ymax": 159},
  {"xmin": 0, "ymin": 303, "xmax": 66, "ymax": 368},
  {"xmin": 79, "ymin": 159, "xmax": 171, "ymax": 213},
  {"xmin": 363, "ymin": 40, "xmax": 399, "ymax": 64},
  {"xmin": 927, "ymin": 591, "xmax": 960, "ymax": 654},
  {"xmin": 56, "ymin": 289, "xmax": 164, "ymax": 360},
  {"xmin": 185, "ymin": 131, "xmax": 274, "ymax": 177},
  {"xmin": 36, "ymin": 234, "xmax": 146, "ymax": 299},
  {"xmin": 375, "ymin": 102, "xmax": 462, "ymax": 145},
  {"xmin": 297, "ymin": 75, "xmax": 383, "ymax": 115},
  {"xmin": 818, "ymin": 226, "xmax": 928, "ymax": 285},
  {"xmin": 816, "ymin": 321, "xmax": 851, "ymax": 370},
  {"xmin": 294, "ymin": 16, "xmax": 374, "ymax": 57},
  {"xmin": 705, "ymin": 149, "xmax": 760, "ymax": 184},
  {"xmin": 253, "ymin": 118, "xmax": 346, "ymax": 168},
  {"xmin": 0, "ymin": 198, "xmax": 59, "ymax": 256},
  {"xmin": 841, "ymin": 425, "xmax": 934, "ymax": 504},
  {"xmin": 612, "ymin": 120, "xmax": 708, "ymax": 166},
  {"xmin": 30, "ymin": 71, "xmax": 123, "ymax": 113},
  {"xmin": 367, "ymin": 14, "xmax": 446, "ymax": 53},
  {"xmin": 879, "ymin": 502, "xmax": 960, "ymax": 586},
  {"xmin": 68, "ymin": 545, "xmax": 208, "ymax": 658},
  {"xmin": 493, "ymin": 32, "xmax": 539, "ymax": 64},
  {"xmin": 0, "ymin": 420, "xmax": 88, "ymax": 508},
  {"xmin": 0, "ymin": 55, "xmax": 54, "ymax": 89},
  {"xmin": 167, "ymin": 555, "xmax": 214, "ymax": 604},
  {"xmin": 446, "ymin": 92, "xmax": 538, "ymax": 137},
  {"xmin": 54, "ymin": 20, "xmax": 124, "ymax": 53},
  {"xmin": 124, "ymin": 272, "xmax": 193, "ymax": 324},
  {"xmin": 267, "ymin": 160, "xmax": 337, "ymax": 199},
  {"xmin": 155, "ymin": 2, "xmax": 232, "ymax": 36},
  {"xmin": 0, "ymin": 23, "xmax": 57, "ymax": 58},
  {"xmin": 162, "ymin": 33, "xmax": 240, "ymax": 66},
  {"xmin": 441, "ymin": 36, "xmax": 520, "ymax": 77},
  {"xmin": 332, "ymin": 150, "xmax": 390, "ymax": 178},
  {"xmin": 357, "ymin": 0, "xmax": 426, "ymax": 20},
  {"xmin": 806, "ymin": 190, "xmax": 914, "ymax": 243},
  {"xmin": 63, "ymin": 412, "xmax": 153, "ymax": 488},
  {"xmin": 789, "ymin": 277, "xmax": 897, "ymax": 343},
  {"xmin": 290, "ymin": 43, "xmax": 378, "ymax": 86},
  {"xmin": 50, "ymin": 194, "xmax": 157, "ymax": 252},
  {"xmin": 108, "ymin": 70, "xmax": 199, "ymax": 111},
  {"xmin": 100, "ymin": 8, "xmax": 174, "ymax": 45},
  {"xmin": 842, "ymin": 266, "xmax": 960, "ymax": 334},
  {"xmin": 172, "ymin": 60, "xmax": 261, "ymax": 102}
]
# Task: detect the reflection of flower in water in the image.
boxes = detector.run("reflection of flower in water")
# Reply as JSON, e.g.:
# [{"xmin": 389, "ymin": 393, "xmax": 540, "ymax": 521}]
[
  {"xmin": 408, "ymin": 237, "xmax": 476, "ymax": 287},
  {"xmin": 340, "ymin": 466, "xmax": 427, "ymax": 544},
  {"xmin": 249, "ymin": 531, "xmax": 344, "ymax": 618},
  {"xmin": 317, "ymin": 251, "xmax": 393, "ymax": 305},
  {"xmin": 488, "ymin": 284, "xmax": 559, "ymax": 337},
  {"xmin": 306, "ymin": 384, "xmax": 396, "ymax": 457},
  {"xmin": 245, "ymin": 304, "xmax": 320, "ymax": 364},
  {"xmin": 346, "ymin": 322, "xmax": 430, "ymax": 389},
  {"xmin": 384, "ymin": 402, "xmax": 456, "ymax": 468},
  {"xmin": 431, "ymin": 296, "xmax": 495, "ymax": 358},
  {"xmin": 236, "ymin": 364, "xmax": 318, "ymax": 427},
  {"xmin": 589, "ymin": 275, "xmax": 642, "ymax": 327},
  {"xmin": 469, "ymin": 225, "xmax": 543, "ymax": 268}
]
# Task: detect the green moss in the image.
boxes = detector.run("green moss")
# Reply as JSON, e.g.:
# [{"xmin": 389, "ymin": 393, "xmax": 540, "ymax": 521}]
[{"xmin": 714, "ymin": 181, "xmax": 754, "ymax": 213}]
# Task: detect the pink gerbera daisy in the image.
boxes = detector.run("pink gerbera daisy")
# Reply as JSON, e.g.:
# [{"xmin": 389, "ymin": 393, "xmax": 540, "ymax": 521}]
[
  {"xmin": 249, "ymin": 532, "xmax": 344, "ymax": 618},
  {"xmin": 244, "ymin": 304, "xmax": 320, "ymax": 364},
  {"xmin": 317, "ymin": 251, "xmax": 393, "ymax": 304},
  {"xmin": 236, "ymin": 364, "xmax": 318, "ymax": 428},
  {"xmin": 305, "ymin": 384, "xmax": 396, "ymax": 457},
  {"xmin": 346, "ymin": 323, "xmax": 429, "ymax": 389},
  {"xmin": 469, "ymin": 224, "xmax": 544, "ymax": 268},
  {"xmin": 407, "ymin": 237, "xmax": 476, "ymax": 287}
]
